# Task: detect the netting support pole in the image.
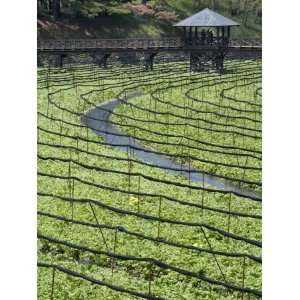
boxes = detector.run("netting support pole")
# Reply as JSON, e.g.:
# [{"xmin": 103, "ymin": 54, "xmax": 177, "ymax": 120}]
[
  {"xmin": 50, "ymin": 266, "xmax": 56, "ymax": 300},
  {"xmin": 201, "ymin": 174, "xmax": 205, "ymax": 216},
  {"xmin": 148, "ymin": 263, "xmax": 154, "ymax": 296},
  {"xmin": 227, "ymin": 193, "xmax": 232, "ymax": 236},
  {"xmin": 58, "ymin": 54, "xmax": 66, "ymax": 68},
  {"xmin": 242, "ymin": 256, "xmax": 247, "ymax": 300},
  {"xmin": 111, "ymin": 228, "xmax": 118, "ymax": 281},
  {"xmin": 76, "ymin": 136, "xmax": 79, "ymax": 162},
  {"xmin": 127, "ymin": 146, "xmax": 131, "ymax": 194},
  {"xmin": 68, "ymin": 150, "xmax": 73, "ymax": 221},
  {"xmin": 88, "ymin": 201, "xmax": 109, "ymax": 251},
  {"xmin": 157, "ymin": 197, "xmax": 162, "ymax": 239},
  {"xmin": 138, "ymin": 175, "xmax": 141, "ymax": 213}
]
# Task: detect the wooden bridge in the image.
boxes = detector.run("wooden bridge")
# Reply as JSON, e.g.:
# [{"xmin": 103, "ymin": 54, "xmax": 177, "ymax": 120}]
[
  {"xmin": 37, "ymin": 37, "xmax": 261, "ymax": 71},
  {"xmin": 37, "ymin": 38, "xmax": 261, "ymax": 54}
]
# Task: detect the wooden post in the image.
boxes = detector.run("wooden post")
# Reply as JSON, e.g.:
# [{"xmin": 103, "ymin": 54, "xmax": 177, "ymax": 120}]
[
  {"xmin": 37, "ymin": 55, "xmax": 42, "ymax": 67},
  {"xmin": 145, "ymin": 52, "xmax": 157, "ymax": 71},
  {"xmin": 221, "ymin": 27, "xmax": 225, "ymax": 45},
  {"xmin": 227, "ymin": 26, "xmax": 231, "ymax": 39},
  {"xmin": 58, "ymin": 54, "xmax": 63, "ymax": 68},
  {"xmin": 99, "ymin": 53, "xmax": 111, "ymax": 68}
]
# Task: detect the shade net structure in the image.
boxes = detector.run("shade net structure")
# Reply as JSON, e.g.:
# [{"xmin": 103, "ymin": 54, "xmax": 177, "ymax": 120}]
[{"xmin": 37, "ymin": 55, "xmax": 261, "ymax": 300}]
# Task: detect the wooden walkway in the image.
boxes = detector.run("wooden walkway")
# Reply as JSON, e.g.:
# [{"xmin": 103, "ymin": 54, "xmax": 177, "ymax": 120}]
[{"xmin": 37, "ymin": 38, "xmax": 261, "ymax": 53}]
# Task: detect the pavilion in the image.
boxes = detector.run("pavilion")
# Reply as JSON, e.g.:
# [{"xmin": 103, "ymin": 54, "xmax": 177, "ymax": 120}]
[
  {"xmin": 174, "ymin": 8, "xmax": 239, "ymax": 47},
  {"xmin": 173, "ymin": 8, "xmax": 240, "ymax": 72}
]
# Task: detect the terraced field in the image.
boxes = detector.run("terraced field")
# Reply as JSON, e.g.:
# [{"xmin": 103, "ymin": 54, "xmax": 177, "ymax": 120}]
[{"xmin": 37, "ymin": 58, "xmax": 262, "ymax": 300}]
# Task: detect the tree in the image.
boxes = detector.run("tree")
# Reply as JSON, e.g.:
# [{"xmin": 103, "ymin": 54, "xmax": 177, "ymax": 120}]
[{"xmin": 67, "ymin": 0, "xmax": 131, "ymax": 18}]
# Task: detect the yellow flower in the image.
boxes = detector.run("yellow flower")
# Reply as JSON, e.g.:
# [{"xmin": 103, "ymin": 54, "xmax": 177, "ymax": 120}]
[{"xmin": 128, "ymin": 196, "xmax": 139, "ymax": 206}]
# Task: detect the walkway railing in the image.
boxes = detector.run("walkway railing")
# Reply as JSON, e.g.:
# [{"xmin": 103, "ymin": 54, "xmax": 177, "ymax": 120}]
[
  {"xmin": 38, "ymin": 38, "xmax": 183, "ymax": 51},
  {"xmin": 37, "ymin": 38, "xmax": 262, "ymax": 51}
]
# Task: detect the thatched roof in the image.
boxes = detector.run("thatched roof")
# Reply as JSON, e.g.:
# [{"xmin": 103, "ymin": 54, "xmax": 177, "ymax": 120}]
[{"xmin": 174, "ymin": 8, "xmax": 240, "ymax": 27}]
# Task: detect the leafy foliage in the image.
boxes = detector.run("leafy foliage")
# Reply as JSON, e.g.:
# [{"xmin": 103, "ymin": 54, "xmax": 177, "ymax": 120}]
[
  {"xmin": 37, "ymin": 60, "xmax": 261, "ymax": 299},
  {"xmin": 38, "ymin": 0, "xmax": 261, "ymax": 38},
  {"xmin": 69, "ymin": 0, "xmax": 131, "ymax": 18}
]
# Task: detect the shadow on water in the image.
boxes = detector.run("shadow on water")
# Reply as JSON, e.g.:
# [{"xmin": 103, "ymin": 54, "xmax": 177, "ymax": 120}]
[{"xmin": 82, "ymin": 93, "xmax": 261, "ymax": 201}]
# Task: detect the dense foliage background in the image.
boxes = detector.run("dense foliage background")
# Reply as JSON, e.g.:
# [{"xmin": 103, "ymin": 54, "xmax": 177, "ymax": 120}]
[{"xmin": 37, "ymin": 0, "xmax": 261, "ymax": 39}]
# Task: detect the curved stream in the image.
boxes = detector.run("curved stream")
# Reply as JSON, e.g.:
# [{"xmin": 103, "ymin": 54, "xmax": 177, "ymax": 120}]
[{"xmin": 82, "ymin": 93, "xmax": 261, "ymax": 200}]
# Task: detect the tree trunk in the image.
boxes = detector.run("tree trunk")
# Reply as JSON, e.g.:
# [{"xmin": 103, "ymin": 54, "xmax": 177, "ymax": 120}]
[
  {"xmin": 230, "ymin": 0, "xmax": 241, "ymax": 16},
  {"xmin": 255, "ymin": 7, "xmax": 262, "ymax": 24},
  {"xmin": 193, "ymin": 0, "xmax": 204, "ymax": 10},
  {"xmin": 39, "ymin": 0, "xmax": 46, "ymax": 10},
  {"xmin": 230, "ymin": 0, "xmax": 234, "ymax": 15},
  {"xmin": 243, "ymin": 0, "xmax": 250, "ymax": 25},
  {"xmin": 211, "ymin": 0, "xmax": 217, "ymax": 10},
  {"xmin": 237, "ymin": 0, "xmax": 241, "ymax": 15},
  {"xmin": 53, "ymin": 0, "xmax": 61, "ymax": 19},
  {"xmin": 192, "ymin": 0, "xmax": 197, "ymax": 10}
]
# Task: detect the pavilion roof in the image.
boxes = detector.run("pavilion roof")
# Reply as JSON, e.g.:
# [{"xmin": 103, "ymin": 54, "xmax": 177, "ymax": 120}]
[{"xmin": 173, "ymin": 8, "xmax": 240, "ymax": 27}]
